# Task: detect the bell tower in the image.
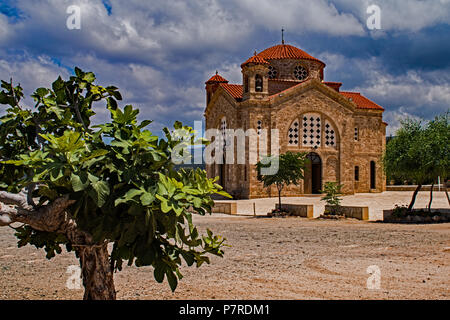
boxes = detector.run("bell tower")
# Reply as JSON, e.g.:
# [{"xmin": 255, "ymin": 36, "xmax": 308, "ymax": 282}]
[
  {"xmin": 241, "ymin": 52, "xmax": 269, "ymax": 101},
  {"xmin": 205, "ymin": 71, "xmax": 228, "ymax": 105}
]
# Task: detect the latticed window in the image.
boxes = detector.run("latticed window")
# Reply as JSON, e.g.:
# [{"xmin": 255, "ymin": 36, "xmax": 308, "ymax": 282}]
[
  {"xmin": 288, "ymin": 119, "xmax": 299, "ymax": 146},
  {"xmin": 294, "ymin": 65, "xmax": 308, "ymax": 81},
  {"xmin": 302, "ymin": 113, "xmax": 321, "ymax": 148},
  {"xmin": 268, "ymin": 66, "xmax": 277, "ymax": 79},
  {"xmin": 324, "ymin": 120, "xmax": 336, "ymax": 148},
  {"xmin": 220, "ymin": 117, "xmax": 227, "ymax": 147}
]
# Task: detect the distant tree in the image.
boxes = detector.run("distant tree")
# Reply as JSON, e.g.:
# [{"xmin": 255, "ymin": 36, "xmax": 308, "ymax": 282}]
[
  {"xmin": 256, "ymin": 152, "xmax": 307, "ymax": 211},
  {"xmin": 422, "ymin": 112, "xmax": 450, "ymax": 208},
  {"xmin": 383, "ymin": 112, "xmax": 450, "ymax": 211},
  {"xmin": 0, "ymin": 68, "xmax": 228, "ymax": 300},
  {"xmin": 321, "ymin": 182, "xmax": 343, "ymax": 215},
  {"xmin": 383, "ymin": 119, "xmax": 428, "ymax": 211}
]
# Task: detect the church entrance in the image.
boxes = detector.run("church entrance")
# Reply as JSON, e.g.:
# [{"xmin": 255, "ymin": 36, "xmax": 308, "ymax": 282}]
[
  {"xmin": 304, "ymin": 153, "xmax": 322, "ymax": 194},
  {"xmin": 370, "ymin": 161, "xmax": 376, "ymax": 189}
]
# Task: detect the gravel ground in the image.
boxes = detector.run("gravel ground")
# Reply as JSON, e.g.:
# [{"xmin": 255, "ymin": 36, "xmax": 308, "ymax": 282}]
[{"xmin": 0, "ymin": 214, "xmax": 449, "ymax": 300}]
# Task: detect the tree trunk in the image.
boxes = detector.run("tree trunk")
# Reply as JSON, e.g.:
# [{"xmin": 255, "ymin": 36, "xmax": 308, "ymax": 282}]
[
  {"xmin": 77, "ymin": 243, "xmax": 116, "ymax": 300},
  {"xmin": 408, "ymin": 184, "xmax": 422, "ymax": 212},
  {"xmin": 428, "ymin": 184, "xmax": 434, "ymax": 212},
  {"xmin": 277, "ymin": 184, "xmax": 282, "ymax": 211}
]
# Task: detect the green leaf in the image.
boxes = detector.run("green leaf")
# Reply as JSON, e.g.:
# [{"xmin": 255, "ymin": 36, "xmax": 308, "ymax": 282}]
[
  {"xmin": 83, "ymin": 72, "xmax": 96, "ymax": 83},
  {"xmin": 71, "ymin": 172, "xmax": 89, "ymax": 192},
  {"xmin": 88, "ymin": 179, "xmax": 110, "ymax": 207},
  {"xmin": 160, "ymin": 199, "xmax": 171, "ymax": 213},
  {"xmin": 154, "ymin": 266, "xmax": 165, "ymax": 283},
  {"xmin": 35, "ymin": 88, "xmax": 49, "ymax": 97},
  {"xmin": 74, "ymin": 67, "xmax": 83, "ymax": 77},
  {"xmin": 140, "ymin": 192, "xmax": 155, "ymax": 206},
  {"xmin": 166, "ymin": 271, "xmax": 178, "ymax": 292}
]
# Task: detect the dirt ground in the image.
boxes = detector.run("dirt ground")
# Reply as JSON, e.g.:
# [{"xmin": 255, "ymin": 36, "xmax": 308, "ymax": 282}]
[{"xmin": 0, "ymin": 213, "xmax": 449, "ymax": 300}]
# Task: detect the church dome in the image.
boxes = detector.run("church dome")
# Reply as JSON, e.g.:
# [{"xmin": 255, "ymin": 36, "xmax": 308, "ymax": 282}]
[{"xmin": 256, "ymin": 44, "xmax": 325, "ymax": 67}]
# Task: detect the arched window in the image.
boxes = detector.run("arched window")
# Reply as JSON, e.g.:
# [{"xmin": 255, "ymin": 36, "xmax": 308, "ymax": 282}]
[
  {"xmin": 244, "ymin": 75, "xmax": 249, "ymax": 93},
  {"xmin": 255, "ymin": 74, "xmax": 263, "ymax": 92},
  {"xmin": 288, "ymin": 119, "xmax": 300, "ymax": 146},
  {"xmin": 355, "ymin": 166, "xmax": 359, "ymax": 181}
]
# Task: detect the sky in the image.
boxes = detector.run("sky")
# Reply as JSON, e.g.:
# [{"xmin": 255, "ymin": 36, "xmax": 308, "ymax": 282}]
[{"xmin": 0, "ymin": 0, "xmax": 449, "ymax": 136}]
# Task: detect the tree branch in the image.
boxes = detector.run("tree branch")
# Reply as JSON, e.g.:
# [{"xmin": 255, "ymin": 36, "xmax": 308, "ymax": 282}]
[
  {"xmin": 0, "ymin": 195, "xmax": 75, "ymax": 232},
  {"xmin": 0, "ymin": 191, "xmax": 29, "ymax": 209}
]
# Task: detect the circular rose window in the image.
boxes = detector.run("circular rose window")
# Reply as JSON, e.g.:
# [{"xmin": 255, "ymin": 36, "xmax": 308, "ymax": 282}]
[
  {"xmin": 294, "ymin": 66, "xmax": 308, "ymax": 81},
  {"xmin": 268, "ymin": 66, "xmax": 277, "ymax": 79}
]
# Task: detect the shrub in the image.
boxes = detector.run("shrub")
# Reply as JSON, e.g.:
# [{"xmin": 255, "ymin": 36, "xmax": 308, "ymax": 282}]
[{"xmin": 321, "ymin": 182, "xmax": 343, "ymax": 215}]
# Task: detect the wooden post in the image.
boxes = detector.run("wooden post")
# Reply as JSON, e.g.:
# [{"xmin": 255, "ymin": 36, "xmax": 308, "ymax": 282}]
[{"xmin": 253, "ymin": 202, "xmax": 256, "ymax": 217}]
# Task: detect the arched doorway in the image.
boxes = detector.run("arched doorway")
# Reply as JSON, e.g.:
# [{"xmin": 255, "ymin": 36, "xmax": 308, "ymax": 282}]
[
  {"xmin": 305, "ymin": 153, "xmax": 322, "ymax": 194},
  {"xmin": 370, "ymin": 161, "xmax": 376, "ymax": 189}
]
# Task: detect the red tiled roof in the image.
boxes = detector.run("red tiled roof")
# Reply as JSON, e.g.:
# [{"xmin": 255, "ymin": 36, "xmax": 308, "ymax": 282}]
[
  {"xmin": 257, "ymin": 44, "xmax": 325, "ymax": 66},
  {"xmin": 219, "ymin": 83, "xmax": 243, "ymax": 101},
  {"xmin": 241, "ymin": 55, "xmax": 270, "ymax": 68},
  {"xmin": 340, "ymin": 92, "xmax": 384, "ymax": 111},
  {"xmin": 205, "ymin": 73, "xmax": 228, "ymax": 84}
]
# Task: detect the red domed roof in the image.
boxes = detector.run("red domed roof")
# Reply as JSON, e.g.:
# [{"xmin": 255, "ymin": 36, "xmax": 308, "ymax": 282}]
[
  {"xmin": 205, "ymin": 72, "xmax": 229, "ymax": 84},
  {"xmin": 257, "ymin": 44, "xmax": 325, "ymax": 66},
  {"xmin": 241, "ymin": 54, "xmax": 270, "ymax": 68}
]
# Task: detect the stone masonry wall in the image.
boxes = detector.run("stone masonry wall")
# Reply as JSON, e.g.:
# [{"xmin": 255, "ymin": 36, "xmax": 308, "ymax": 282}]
[{"xmin": 205, "ymin": 75, "xmax": 386, "ymax": 199}]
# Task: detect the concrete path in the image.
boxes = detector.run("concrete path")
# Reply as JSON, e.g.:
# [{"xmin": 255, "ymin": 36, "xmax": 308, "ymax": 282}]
[{"xmin": 219, "ymin": 191, "xmax": 449, "ymax": 221}]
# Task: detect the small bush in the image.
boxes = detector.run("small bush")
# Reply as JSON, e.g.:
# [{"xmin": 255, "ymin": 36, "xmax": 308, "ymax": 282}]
[
  {"xmin": 391, "ymin": 205, "xmax": 409, "ymax": 218},
  {"xmin": 321, "ymin": 182, "xmax": 343, "ymax": 216},
  {"xmin": 268, "ymin": 208, "xmax": 290, "ymax": 218}
]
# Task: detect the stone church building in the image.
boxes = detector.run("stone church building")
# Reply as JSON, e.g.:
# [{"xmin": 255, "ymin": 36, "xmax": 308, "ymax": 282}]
[{"xmin": 204, "ymin": 41, "xmax": 387, "ymax": 199}]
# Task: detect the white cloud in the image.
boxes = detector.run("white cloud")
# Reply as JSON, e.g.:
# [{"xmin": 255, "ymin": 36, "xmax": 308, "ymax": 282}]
[
  {"xmin": 354, "ymin": 69, "xmax": 450, "ymax": 113},
  {"xmin": 334, "ymin": 0, "xmax": 450, "ymax": 32},
  {"xmin": 232, "ymin": 0, "xmax": 365, "ymax": 36},
  {"xmin": 0, "ymin": 15, "xmax": 10, "ymax": 42}
]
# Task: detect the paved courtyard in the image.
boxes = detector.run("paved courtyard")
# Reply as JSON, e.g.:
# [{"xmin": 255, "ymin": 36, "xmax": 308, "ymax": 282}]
[{"xmin": 223, "ymin": 191, "xmax": 449, "ymax": 221}]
